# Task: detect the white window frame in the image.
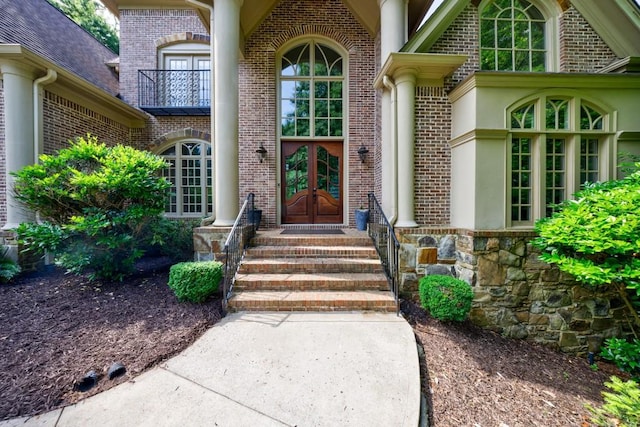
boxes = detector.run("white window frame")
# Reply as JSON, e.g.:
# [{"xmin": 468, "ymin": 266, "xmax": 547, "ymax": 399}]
[
  {"xmin": 157, "ymin": 139, "xmax": 212, "ymax": 218},
  {"xmin": 479, "ymin": 0, "xmax": 560, "ymax": 72},
  {"xmin": 507, "ymin": 95, "xmax": 613, "ymax": 227},
  {"xmin": 158, "ymin": 42, "xmax": 211, "ymax": 107}
]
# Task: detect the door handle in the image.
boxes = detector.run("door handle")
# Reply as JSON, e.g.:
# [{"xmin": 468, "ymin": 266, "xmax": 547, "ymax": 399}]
[{"xmin": 312, "ymin": 188, "xmax": 317, "ymax": 200}]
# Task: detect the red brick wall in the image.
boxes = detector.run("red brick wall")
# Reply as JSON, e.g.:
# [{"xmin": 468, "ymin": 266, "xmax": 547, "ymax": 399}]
[
  {"xmin": 239, "ymin": 0, "xmax": 376, "ymax": 228},
  {"xmin": 559, "ymin": 6, "xmax": 618, "ymax": 73},
  {"xmin": 414, "ymin": 87, "xmax": 451, "ymax": 226},
  {"xmin": 42, "ymin": 91, "xmax": 135, "ymax": 152},
  {"xmin": 429, "ymin": 4, "xmax": 479, "ymax": 88},
  {"xmin": 119, "ymin": 9, "xmax": 207, "ymax": 107}
]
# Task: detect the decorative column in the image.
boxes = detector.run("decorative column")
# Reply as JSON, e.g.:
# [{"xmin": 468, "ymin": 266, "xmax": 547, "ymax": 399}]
[
  {"xmin": 0, "ymin": 61, "xmax": 36, "ymax": 230},
  {"xmin": 212, "ymin": 0, "xmax": 243, "ymax": 226},
  {"xmin": 378, "ymin": 0, "xmax": 407, "ymax": 217},
  {"xmin": 394, "ymin": 69, "xmax": 418, "ymax": 228}
]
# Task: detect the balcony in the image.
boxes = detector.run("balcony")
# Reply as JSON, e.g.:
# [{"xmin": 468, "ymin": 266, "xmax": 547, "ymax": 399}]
[{"xmin": 138, "ymin": 69, "xmax": 211, "ymax": 116}]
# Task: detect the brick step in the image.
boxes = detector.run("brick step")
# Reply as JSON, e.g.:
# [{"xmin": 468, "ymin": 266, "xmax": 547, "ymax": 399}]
[
  {"xmin": 246, "ymin": 245, "xmax": 378, "ymax": 259},
  {"xmin": 234, "ymin": 272, "xmax": 389, "ymax": 291},
  {"xmin": 238, "ymin": 258, "xmax": 384, "ymax": 274},
  {"xmin": 253, "ymin": 234, "xmax": 372, "ymax": 247},
  {"xmin": 226, "ymin": 290, "xmax": 397, "ymax": 312}
]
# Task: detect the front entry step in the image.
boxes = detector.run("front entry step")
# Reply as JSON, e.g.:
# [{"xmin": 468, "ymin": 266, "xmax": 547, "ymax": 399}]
[
  {"xmin": 229, "ymin": 291, "xmax": 396, "ymax": 312},
  {"xmin": 226, "ymin": 229, "xmax": 396, "ymax": 313}
]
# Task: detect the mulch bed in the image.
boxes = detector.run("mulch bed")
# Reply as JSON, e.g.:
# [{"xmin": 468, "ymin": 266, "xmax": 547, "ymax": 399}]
[
  {"xmin": 0, "ymin": 263, "xmax": 625, "ymax": 424},
  {"xmin": 401, "ymin": 300, "xmax": 626, "ymax": 426},
  {"xmin": 0, "ymin": 258, "xmax": 223, "ymax": 421}
]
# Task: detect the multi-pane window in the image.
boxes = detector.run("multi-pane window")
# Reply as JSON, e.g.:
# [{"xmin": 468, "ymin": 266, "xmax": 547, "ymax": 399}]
[
  {"xmin": 509, "ymin": 97, "xmax": 607, "ymax": 225},
  {"xmin": 280, "ymin": 41, "xmax": 344, "ymax": 138},
  {"xmin": 159, "ymin": 141, "xmax": 212, "ymax": 217},
  {"xmin": 480, "ymin": 0, "xmax": 546, "ymax": 71},
  {"xmin": 161, "ymin": 53, "xmax": 210, "ymax": 107}
]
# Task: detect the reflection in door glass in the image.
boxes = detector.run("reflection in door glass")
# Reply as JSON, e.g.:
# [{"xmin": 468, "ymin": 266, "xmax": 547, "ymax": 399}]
[
  {"xmin": 316, "ymin": 146, "xmax": 340, "ymax": 200},
  {"xmin": 285, "ymin": 146, "xmax": 309, "ymax": 199}
]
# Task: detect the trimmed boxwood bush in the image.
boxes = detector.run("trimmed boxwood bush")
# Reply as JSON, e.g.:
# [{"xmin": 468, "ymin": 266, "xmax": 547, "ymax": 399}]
[
  {"xmin": 168, "ymin": 261, "xmax": 223, "ymax": 303},
  {"xmin": 419, "ymin": 275, "xmax": 474, "ymax": 322}
]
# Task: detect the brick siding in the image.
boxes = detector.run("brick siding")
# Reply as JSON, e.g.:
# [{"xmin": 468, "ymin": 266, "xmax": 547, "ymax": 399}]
[
  {"xmin": 414, "ymin": 87, "xmax": 451, "ymax": 226},
  {"xmin": 42, "ymin": 91, "xmax": 136, "ymax": 152},
  {"xmin": 239, "ymin": 0, "xmax": 376, "ymax": 228},
  {"xmin": 559, "ymin": 6, "xmax": 618, "ymax": 73}
]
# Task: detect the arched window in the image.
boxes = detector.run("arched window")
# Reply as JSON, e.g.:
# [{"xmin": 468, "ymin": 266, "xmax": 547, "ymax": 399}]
[
  {"xmin": 480, "ymin": 0, "xmax": 546, "ymax": 71},
  {"xmin": 508, "ymin": 96, "xmax": 610, "ymax": 225},
  {"xmin": 280, "ymin": 41, "xmax": 344, "ymax": 138},
  {"xmin": 159, "ymin": 140, "xmax": 212, "ymax": 217}
]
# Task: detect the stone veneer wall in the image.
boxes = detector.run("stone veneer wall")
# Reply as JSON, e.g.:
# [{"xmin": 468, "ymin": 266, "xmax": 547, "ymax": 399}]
[{"xmin": 397, "ymin": 228, "xmax": 634, "ymax": 355}]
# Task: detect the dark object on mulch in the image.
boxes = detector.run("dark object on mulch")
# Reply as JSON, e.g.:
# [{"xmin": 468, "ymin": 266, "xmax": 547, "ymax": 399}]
[
  {"xmin": 74, "ymin": 371, "xmax": 100, "ymax": 392},
  {"xmin": 107, "ymin": 362, "xmax": 126, "ymax": 380},
  {"xmin": 0, "ymin": 258, "xmax": 224, "ymax": 421}
]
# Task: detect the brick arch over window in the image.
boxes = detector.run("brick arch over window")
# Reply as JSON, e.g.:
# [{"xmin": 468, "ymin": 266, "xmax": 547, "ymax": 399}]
[
  {"xmin": 150, "ymin": 128, "xmax": 211, "ymax": 151},
  {"xmin": 270, "ymin": 25, "xmax": 355, "ymax": 52},
  {"xmin": 155, "ymin": 32, "xmax": 210, "ymax": 49}
]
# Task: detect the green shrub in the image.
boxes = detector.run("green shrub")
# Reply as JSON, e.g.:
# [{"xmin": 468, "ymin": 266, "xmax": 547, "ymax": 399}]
[
  {"xmin": 141, "ymin": 217, "xmax": 199, "ymax": 262},
  {"xmin": 12, "ymin": 135, "xmax": 170, "ymax": 281},
  {"xmin": 533, "ymin": 162, "xmax": 640, "ymax": 329},
  {"xmin": 419, "ymin": 275, "xmax": 474, "ymax": 322},
  {"xmin": 587, "ymin": 376, "xmax": 640, "ymax": 427},
  {"xmin": 0, "ymin": 247, "xmax": 20, "ymax": 283},
  {"xmin": 168, "ymin": 261, "xmax": 222, "ymax": 303},
  {"xmin": 601, "ymin": 338, "xmax": 640, "ymax": 380}
]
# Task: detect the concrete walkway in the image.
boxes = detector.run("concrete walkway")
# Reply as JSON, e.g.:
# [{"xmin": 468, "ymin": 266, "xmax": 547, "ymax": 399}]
[{"xmin": 3, "ymin": 312, "xmax": 420, "ymax": 426}]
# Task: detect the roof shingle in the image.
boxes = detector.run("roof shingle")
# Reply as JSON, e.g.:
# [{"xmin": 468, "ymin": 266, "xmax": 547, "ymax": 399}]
[{"xmin": 0, "ymin": 0, "xmax": 119, "ymax": 96}]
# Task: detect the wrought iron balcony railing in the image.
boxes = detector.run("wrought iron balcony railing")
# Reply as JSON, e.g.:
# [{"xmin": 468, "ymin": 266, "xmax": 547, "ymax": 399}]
[{"xmin": 138, "ymin": 69, "xmax": 211, "ymax": 116}]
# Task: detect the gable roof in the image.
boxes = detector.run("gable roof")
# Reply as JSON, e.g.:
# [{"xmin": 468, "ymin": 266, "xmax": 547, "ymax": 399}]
[
  {"xmin": 0, "ymin": 0, "xmax": 119, "ymax": 96},
  {"xmin": 101, "ymin": 0, "xmax": 433, "ymax": 39},
  {"xmin": 403, "ymin": 0, "xmax": 640, "ymax": 58}
]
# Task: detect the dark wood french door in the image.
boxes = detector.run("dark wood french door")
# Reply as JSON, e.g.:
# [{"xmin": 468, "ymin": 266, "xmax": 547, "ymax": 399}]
[{"xmin": 281, "ymin": 141, "xmax": 343, "ymax": 224}]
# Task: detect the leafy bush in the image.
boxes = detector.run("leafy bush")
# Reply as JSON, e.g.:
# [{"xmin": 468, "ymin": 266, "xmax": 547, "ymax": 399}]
[
  {"xmin": 168, "ymin": 261, "xmax": 222, "ymax": 303},
  {"xmin": 13, "ymin": 135, "xmax": 170, "ymax": 281},
  {"xmin": 141, "ymin": 217, "xmax": 199, "ymax": 262},
  {"xmin": 0, "ymin": 247, "xmax": 20, "ymax": 283},
  {"xmin": 533, "ymin": 163, "xmax": 640, "ymax": 329},
  {"xmin": 601, "ymin": 338, "xmax": 640, "ymax": 380},
  {"xmin": 587, "ymin": 376, "xmax": 640, "ymax": 427},
  {"xmin": 419, "ymin": 275, "xmax": 474, "ymax": 322}
]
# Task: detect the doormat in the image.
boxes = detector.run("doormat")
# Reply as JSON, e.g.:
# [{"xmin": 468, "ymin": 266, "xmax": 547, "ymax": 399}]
[{"xmin": 280, "ymin": 229, "xmax": 345, "ymax": 235}]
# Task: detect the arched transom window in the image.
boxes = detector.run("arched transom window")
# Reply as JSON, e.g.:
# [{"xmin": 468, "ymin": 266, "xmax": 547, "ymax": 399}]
[
  {"xmin": 280, "ymin": 41, "xmax": 344, "ymax": 138},
  {"xmin": 159, "ymin": 140, "xmax": 212, "ymax": 217},
  {"xmin": 509, "ymin": 97, "xmax": 610, "ymax": 225},
  {"xmin": 480, "ymin": 0, "xmax": 546, "ymax": 71}
]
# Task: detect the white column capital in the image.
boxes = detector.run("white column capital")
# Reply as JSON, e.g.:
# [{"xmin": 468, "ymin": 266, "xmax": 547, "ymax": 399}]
[
  {"xmin": 393, "ymin": 68, "xmax": 418, "ymax": 85},
  {"xmin": 0, "ymin": 60, "xmax": 37, "ymax": 80}
]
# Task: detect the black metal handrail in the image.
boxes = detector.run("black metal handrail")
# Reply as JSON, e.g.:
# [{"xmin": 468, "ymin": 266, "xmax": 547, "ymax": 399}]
[
  {"xmin": 367, "ymin": 193, "xmax": 400, "ymax": 315},
  {"xmin": 222, "ymin": 193, "xmax": 256, "ymax": 311},
  {"xmin": 138, "ymin": 69, "xmax": 211, "ymax": 115}
]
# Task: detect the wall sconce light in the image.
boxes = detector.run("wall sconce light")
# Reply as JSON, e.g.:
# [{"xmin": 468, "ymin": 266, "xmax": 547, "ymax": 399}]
[
  {"xmin": 357, "ymin": 145, "xmax": 369, "ymax": 163},
  {"xmin": 256, "ymin": 144, "xmax": 267, "ymax": 163}
]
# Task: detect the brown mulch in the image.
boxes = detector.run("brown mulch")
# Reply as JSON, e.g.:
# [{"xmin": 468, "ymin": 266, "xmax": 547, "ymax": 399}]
[
  {"xmin": 0, "ymin": 263, "xmax": 624, "ymax": 425},
  {"xmin": 401, "ymin": 300, "xmax": 625, "ymax": 427},
  {"xmin": 0, "ymin": 258, "xmax": 223, "ymax": 421}
]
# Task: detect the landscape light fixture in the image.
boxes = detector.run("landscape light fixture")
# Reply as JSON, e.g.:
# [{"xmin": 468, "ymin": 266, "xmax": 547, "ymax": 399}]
[
  {"xmin": 256, "ymin": 143, "xmax": 267, "ymax": 163},
  {"xmin": 357, "ymin": 144, "xmax": 369, "ymax": 163}
]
